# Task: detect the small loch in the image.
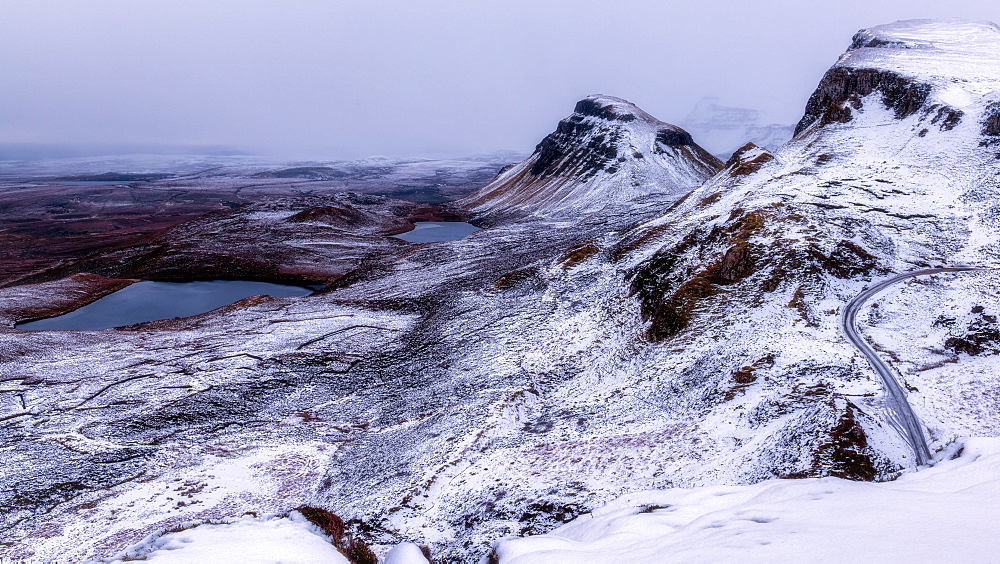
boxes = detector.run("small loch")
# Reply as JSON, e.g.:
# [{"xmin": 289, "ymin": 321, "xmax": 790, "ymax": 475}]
[
  {"xmin": 393, "ymin": 221, "xmax": 481, "ymax": 243},
  {"xmin": 16, "ymin": 280, "xmax": 313, "ymax": 331}
]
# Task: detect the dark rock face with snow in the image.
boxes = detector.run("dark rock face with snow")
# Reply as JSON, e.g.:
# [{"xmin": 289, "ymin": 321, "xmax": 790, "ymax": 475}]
[
  {"xmin": 459, "ymin": 95, "xmax": 722, "ymax": 222},
  {"xmin": 528, "ymin": 97, "xmax": 705, "ymax": 177},
  {"xmin": 795, "ymin": 67, "xmax": 932, "ymax": 134},
  {"xmin": 3, "ymin": 19, "xmax": 1000, "ymax": 563}
]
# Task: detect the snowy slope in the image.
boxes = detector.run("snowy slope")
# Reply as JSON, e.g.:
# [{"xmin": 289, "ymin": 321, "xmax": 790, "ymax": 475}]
[
  {"xmin": 116, "ymin": 515, "xmax": 350, "ymax": 564},
  {"xmin": 494, "ymin": 437, "xmax": 1000, "ymax": 562},
  {"xmin": 459, "ymin": 95, "xmax": 722, "ymax": 222},
  {"xmin": 3, "ymin": 19, "xmax": 1000, "ymax": 564},
  {"xmin": 618, "ymin": 17, "xmax": 1000, "ymax": 478}
]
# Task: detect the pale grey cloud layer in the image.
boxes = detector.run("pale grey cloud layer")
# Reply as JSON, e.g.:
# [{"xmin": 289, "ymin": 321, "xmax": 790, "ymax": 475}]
[{"xmin": 1, "ymin": 0, "xmax": 998, "ymax": 158}]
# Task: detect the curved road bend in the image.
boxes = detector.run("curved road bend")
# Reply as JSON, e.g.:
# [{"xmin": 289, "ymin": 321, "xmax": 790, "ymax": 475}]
[{"xmin": 841, "ymin": 267, "xmax": 993, "ymax": 467}]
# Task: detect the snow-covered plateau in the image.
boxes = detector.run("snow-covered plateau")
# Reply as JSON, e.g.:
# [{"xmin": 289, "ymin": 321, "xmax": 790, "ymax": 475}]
[{"xmin": 2, "ymin": 18, "xmax": 1000, "ymax": 563}]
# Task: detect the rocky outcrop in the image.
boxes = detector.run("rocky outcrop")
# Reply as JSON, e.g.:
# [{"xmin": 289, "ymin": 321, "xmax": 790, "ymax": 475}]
[
  {"xmin": 982, "ymin": 102, "xmax": 1000, "ymax": 144},
  {"xmin": 795, "ymin": 67, "xmax": 931, "ymax": 135},
  {"xmin": 724, "ymin": 143, "xmax": 775, "ymax": 177},
  {"xmin": 942, "ymin": 306, "xmax": 1000, "ymax": 356},
  {"xmin": 795, "ymin": 20, "xmax": 1000, "ymax": 138}
]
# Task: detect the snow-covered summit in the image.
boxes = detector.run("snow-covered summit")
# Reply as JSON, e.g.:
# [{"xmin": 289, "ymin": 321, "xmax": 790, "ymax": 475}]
[
  {"xmin": 459, "ymin": 94, "xmax": 721, "ymax": 221},
  {"xmin": 845, "ymin": 19, "xmax": 1000, "ymax": 72},
  {"xmin": 568, "ymin": 94, "xmax": 664, "ymax": 124},
  {"xmin": 797, "ymin": 19, "xmax": 1000, "ymax": 137}
]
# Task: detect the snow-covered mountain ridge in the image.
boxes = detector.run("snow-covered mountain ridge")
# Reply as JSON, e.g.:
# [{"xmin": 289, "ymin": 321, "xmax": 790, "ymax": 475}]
[
  {"xmin": 618, "ymin": 17, "xmax": 1000, "ymax": 483},
  {"xmin": 2, "ymin": 19, "xmax": 1000, "ymax": 563},
  {"xmin": 797, "ymin": 19, "xmax": 1000, "ymax": 137}
]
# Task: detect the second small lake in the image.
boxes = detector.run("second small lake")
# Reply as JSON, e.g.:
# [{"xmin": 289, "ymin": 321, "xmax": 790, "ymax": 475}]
[
  {"xmin": 393, "ymin": 222, "xmax": 481, "ymax": 243},
  {"xmin": 16, "ymin": 280, "xmax": 314, "ymax": 331}
]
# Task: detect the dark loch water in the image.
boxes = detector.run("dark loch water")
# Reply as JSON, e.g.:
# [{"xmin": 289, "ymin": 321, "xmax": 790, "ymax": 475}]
[
  {"xmin": 393, "ymin": 222, "xmax": 481, "ymax": 243},
  {"xmin": 16, "ymin": 280, "xmax": 313, "ymax": 331}
]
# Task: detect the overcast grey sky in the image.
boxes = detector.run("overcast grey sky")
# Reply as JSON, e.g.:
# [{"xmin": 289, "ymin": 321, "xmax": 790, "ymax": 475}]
[{"xmin": 1, "ymin": 0, "xmax": 998, "ymax": 159}]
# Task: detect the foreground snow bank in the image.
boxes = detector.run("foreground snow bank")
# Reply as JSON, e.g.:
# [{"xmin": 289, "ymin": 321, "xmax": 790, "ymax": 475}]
[
  {"xmin": 113, "ymin": 514, "xmax": 348, "ymax": 563},
  {"xmin": 495, "ymin": 438, "xmax": 1000, "ymax": 563}
]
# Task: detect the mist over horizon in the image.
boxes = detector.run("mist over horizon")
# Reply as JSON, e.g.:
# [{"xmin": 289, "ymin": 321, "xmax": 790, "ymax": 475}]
[{"xmin": 3, "ymin": 0, "xmax": 999, "ymax": 161}]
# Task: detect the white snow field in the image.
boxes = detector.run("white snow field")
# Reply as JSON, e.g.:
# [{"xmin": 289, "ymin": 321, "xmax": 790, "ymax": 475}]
[
  {"xmin": 114, "ymin": 514, "xmax": 349, "ymax": 563},
  {"xmin": 494, "ymin": 438, "xmax": 1000, "ymax": 563},
  {"xmin": 113, "ymin": 514, "xmax": 433, "ymax": 564}
]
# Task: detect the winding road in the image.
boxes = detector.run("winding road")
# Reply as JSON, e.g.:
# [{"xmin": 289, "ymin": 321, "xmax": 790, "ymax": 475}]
[{"xmin": 841, "ymin": 267, "xmax": 993, "ymax": 467}]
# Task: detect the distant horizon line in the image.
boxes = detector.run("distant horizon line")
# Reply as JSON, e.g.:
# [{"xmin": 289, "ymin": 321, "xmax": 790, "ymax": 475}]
[{"xmin": 0, "ymin": 142, "xmax": 529, "ymax": 163}]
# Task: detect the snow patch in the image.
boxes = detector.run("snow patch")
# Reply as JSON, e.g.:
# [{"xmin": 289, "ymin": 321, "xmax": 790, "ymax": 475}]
[
  {"xmin": 115, "ymin": 514, "xmax": 348, "ymax": 563},
  {"xmin": 936, "ymin": 84, "xmax": 974, "ymax": 109},
  {"xmin": 384, "ymin": 542, "xmax": 431, "ymax": 564}
]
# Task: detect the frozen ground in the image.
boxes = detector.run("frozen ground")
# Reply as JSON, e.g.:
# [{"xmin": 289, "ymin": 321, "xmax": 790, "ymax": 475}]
[{"xmin": 495, "ymin": 437, "xmax": 1000, "ymax": 563}]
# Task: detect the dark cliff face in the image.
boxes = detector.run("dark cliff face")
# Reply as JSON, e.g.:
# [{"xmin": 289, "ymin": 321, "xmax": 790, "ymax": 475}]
[
  {"xmin": 529, "ymin": 115, "xmax": 618, "ymax": 177},
  {"xmin": 573, "ymin": 98, "xmax": 638, "ymax": 122},
  {"xmin": 655, "ymin": 130, "xmax": 694, "ymax": 146},
  {"xmin": 982, "ymin": 102, "xmax": 1000, "ymax": 144},
  {"xmin": 794, "ymin": 67, "xmax": 933, "ymax": 136}
]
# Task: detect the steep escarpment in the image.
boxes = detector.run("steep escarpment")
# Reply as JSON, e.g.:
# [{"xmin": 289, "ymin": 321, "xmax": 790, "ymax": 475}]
[
  {"xmin": 794, "ymin": 66, "xmax": 932, "ymax": 134},
  {"xmin": 795, "ymin": 19, "xmax": 1000, "ymax": 138},
  {"xmin": 459, "ymin": 95, "xmax": 722, "ymax": 222}
]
